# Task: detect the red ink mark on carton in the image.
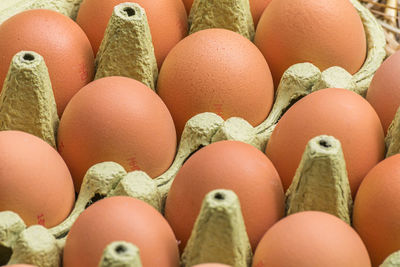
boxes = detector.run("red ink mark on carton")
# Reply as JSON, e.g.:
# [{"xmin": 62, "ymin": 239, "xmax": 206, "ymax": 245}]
[
  {"xmin": 78, "ymin": 62, "xmax": 88, "ymax": 82},
  {"xmin": 127, "ymin": 157, "xmax": 140, "ymax": 171},
  {"xmin": 37, "ymin": 214, "xmax": 45, "ymax": 226},
  {"xmin": 254, "ymin": 260, "xmax": 265, "ymax": 267},
  {"xmin": 212, "ymin": 103, "xmax": 224, "ymax": 117}
]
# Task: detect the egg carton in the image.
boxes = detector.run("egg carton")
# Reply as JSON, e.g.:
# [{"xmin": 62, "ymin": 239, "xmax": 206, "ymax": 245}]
[
  {"xmin": 1, "ymin": 133, "xmax": 392, "ymax": 266},
  {"xmin": 0, "ymin": 0, "xmax": 396, "ymax": 266}
]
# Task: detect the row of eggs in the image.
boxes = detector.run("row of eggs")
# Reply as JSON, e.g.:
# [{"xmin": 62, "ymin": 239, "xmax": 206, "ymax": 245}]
[
  {"xmin": 0, "ymin": 0, "xmax": 399, "ymax": 266},
  {"xmin": 0, "ymin": 0, "xmax": 377, "ymax": 190}
]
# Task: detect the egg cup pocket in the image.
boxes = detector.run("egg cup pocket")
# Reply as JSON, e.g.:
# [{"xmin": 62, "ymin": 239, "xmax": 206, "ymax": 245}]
[
  {"xmin": 188, "ymin": 0, "xmax": 255, "ymax": 40},
  {"xmin": 0, "ymin": 0, "xmax": 82, "ymax": 24},
  {"xmin": 350, "ymin": 0, "xmax": 386, "ymax": 96},
  {"xmin": 381, "ymin": 251, "xmax": 400, "ymax": 266},
  {"xmin": 0, "ymin": 211, "xmax": 25, "ymax": 265},
  {"xmin": 384, "ymin": 105, "xmax": 400, "ymax": 157},
  {"xmin": 0, "ymin": 212, "xmax": 61, "ymax": 267}
]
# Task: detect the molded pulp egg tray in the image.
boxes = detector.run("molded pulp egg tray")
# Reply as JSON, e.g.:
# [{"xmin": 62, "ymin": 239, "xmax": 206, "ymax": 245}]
[{"xmin": 0, "ymin": 0, "xmax": 398, "ymax": 266}]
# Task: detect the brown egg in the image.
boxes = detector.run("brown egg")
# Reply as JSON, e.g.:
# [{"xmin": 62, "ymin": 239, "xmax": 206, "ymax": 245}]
[
  {"xmin": 265, "ymin": 88, "xmax": 385, "ymax": 197},
  {"xmin": 76, "ymin": 0, "xmax": 187, "ymax": 67},
  {"xmin": 366, "ymin": 50, "xmax": 400, "ymax": 134},
  {"xmin": 0, "ymin": 131, "xmax": 75, "ymax": 227},
  {"xmin": 181, "ymin": 0, "xmax": 272, "ymax": 26},
  {"xmin": 57, "ymin": 76, "xmax": 177, "ymax": 192},
  {"xmin": 165, "ymin": 140, "xmax": 285, "ymax": 251},
  {"xmin": 157, "ymin": 28, "xmax": 274, "ymax": 138},
  {"xmin": 353, "ymin": 154, "xmax": 400, "ymax": 267},
  {"xmin": 252, "ymin": 211, "xmax": 371, "ymax": 267},
  {"xmin": 63, "ymin": 196, "xmax": 179, "ymax": 267},
  {"xmin": 254, "ymin": 0, "xmax": 366, "ymax": 87},
  {"xmin": 0, "ymin": 9, "xmax": 94, "ymax": 116}
]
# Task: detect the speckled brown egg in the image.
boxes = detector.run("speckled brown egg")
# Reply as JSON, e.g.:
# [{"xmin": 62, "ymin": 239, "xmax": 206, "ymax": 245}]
[
  {"xmin": 76, "ymin": 0, "xmax": 187, "ymax": 68},
  {"xmin": 265, "ymin": 88, "xmax": 384, "ymax": 198},
  {"xmin": 366, "ymin": 50, "xmax": 400, "ymax": 134},
  {"xmin": 252, "ymin": 211, "xmax": 371, "ymax": 267},
  {"xmin": 0, "ymin": 9, "xmax": 94, "ymax": 116},
  {"xmin": 157, "ymin": 28, "xmax": 274, "ymax": 138},
  {"xmin": 63, "ymin": 196, "xmax": 179, "ymax": 267},
  {"xmin": 353, "ymin": 154, "xmax": 400, "ymax": 267},
  {"xmin": 165, "ymin": 140, "xmax": 285, "ymax": 252},
  {"xmin": 57, "ymin": 76, "xmax": 176, "ymax": 192},
  {"xmin": 254, "ymin": 0, "xmax": 366, "ymax": 87},
  {"xmin": 0, "ymin": 131, "xmax": 75, "ymax": 227}
]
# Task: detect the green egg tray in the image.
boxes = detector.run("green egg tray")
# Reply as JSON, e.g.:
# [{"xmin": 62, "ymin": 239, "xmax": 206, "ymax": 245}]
[{"xmin": 0, "ymin": 0, "xmax": 396, "ymax": 266}]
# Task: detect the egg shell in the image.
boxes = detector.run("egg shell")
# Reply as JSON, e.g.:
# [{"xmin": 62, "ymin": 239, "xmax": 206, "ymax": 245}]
[
  {"xmin": 366, "ymin": 50, "xmax": 400, "ymax": 134},
  {"xmin": 165, "ymin": 140, "xmax": 285, "ymax": 251},
  {"xmin": 265, "ymin": 88, "xmax": 385, "ymax": 197},
  {"xmin": 157, "ymin": 28, "xmax": 274, "ymax": 138},
  {"xmin": 0, "ymin": 9, "xmax": 94, "ymax": 116},
  {"xmin": 252, "ymin": 211, "xmax": 371, "ymax": 267},
  {"xmin": 254, "ymin": 0, "xmax": 366, "ymax": 87},
  {"xmin": 0, "ymin": 131, "xmax": 75, "ymax": 227},
  {"xmin": 182, "ymin": 0, "xmax": 271, "ymax": 26},
  {"xmin": 57, "ymin": 76, "xmax": 177, "ymax": 192},
  {"xmin": 76, "ymin": 0, "xmax": 187, "ymax": 68},
  {"xmin": 63, "ymin": 196, "xmax": 179, "ymax": 267},
  {"xmin": 353, "ymin": 154, "xmax": 400, "ymax": 267}
]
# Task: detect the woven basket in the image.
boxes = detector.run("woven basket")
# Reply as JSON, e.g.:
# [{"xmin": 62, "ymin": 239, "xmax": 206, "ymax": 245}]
[{"xmin": 362, "ymin": 0, "xmax": 400, "ymax": 55}]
